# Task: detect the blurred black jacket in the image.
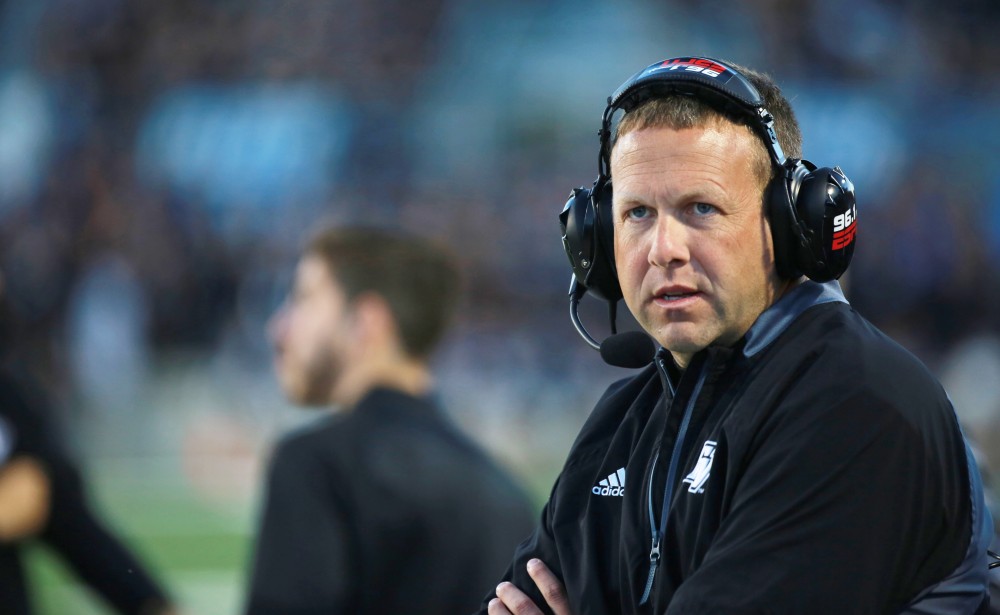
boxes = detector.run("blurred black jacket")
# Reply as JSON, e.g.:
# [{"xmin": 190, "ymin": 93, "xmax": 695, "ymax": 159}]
[{"xmin": 245, "ymin": 387, "xmax": 536, "ymax": 615}]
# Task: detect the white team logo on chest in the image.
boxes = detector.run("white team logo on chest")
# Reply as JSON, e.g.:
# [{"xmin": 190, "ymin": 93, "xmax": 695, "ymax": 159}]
[{"xmin": 682, "ymin": 440, "xmax": 717, "ymax": 494}]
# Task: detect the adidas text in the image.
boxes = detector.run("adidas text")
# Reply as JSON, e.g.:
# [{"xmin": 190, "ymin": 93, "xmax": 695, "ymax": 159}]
[
  {"xmin": 591, "ymin": 485, "xmax": 625, "ymax": 497},
  {"xmin": 592, "ymin": 467, "xmax": 626, "ymax": 497}
]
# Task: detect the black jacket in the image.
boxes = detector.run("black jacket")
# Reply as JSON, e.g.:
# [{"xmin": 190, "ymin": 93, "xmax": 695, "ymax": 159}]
[
  {"xmin": 480, "ymin": 281, "xmax": 993, "ymax": 614},
  {"xmin": 246, "ymin": 387, "xmax": 536, "ymax": 615},
  {"xmin": 0, "ymin": 368, "xmax": 172, "ymax": 615}
]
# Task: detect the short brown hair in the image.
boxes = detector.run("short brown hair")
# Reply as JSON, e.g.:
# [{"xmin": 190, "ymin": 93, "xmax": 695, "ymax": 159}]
[
  {"xmin": 612, "ymin": 61, "xmax": 802, "ymax": 190},
  {"xmin": 306, "ymin": 227, "xmax": 461, "ymax": 359}
]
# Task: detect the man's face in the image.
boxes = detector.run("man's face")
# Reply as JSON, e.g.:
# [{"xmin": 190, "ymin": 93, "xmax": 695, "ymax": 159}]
[
  {"xmin": 611, "ymin": 122, "xmax": 784, "ymax": 366},
  {"xmin": 269, "ymin": 255, "xmax": 352, "ymax": 406}
]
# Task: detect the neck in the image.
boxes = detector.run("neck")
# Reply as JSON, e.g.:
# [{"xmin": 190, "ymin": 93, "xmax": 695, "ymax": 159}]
[
  {"xmin": 332, "ymin": 353, "xmax": 432, "ymax": 410},
  {"xmin": 776, "ymin": 276, "xmax": 801, "ymax": 302}
]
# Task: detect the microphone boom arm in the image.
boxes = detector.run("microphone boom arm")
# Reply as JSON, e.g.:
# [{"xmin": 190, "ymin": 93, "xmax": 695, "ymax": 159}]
[{"xmin": 569, "ymin": 275, "xmax": 601, "ymax": 350}]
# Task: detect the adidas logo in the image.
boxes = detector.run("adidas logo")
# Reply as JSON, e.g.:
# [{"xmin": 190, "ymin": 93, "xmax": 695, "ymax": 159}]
[{"xmin": 592, "ymin": 467, "xmax": 626, "ymax": 497}]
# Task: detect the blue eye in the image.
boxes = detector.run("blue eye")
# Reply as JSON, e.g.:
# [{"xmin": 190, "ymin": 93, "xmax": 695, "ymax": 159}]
[
  {"xmin": 693, "ymin": 203, "xmax": 716, "ymax": 216},
  {"xmin": 627, "ymin": 205, "xmax": 650, "ymax": 219}
]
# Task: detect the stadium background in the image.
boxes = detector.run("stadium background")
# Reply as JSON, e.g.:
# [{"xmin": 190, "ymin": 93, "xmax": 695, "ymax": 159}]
[{"xmin": 1, "ymin": 0, "xmax": 998, "ymax": 612}]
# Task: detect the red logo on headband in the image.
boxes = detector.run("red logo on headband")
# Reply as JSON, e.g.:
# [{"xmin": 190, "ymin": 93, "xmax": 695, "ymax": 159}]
[{"xmin": 658, "ymin": 58, "xmax": 728, "ymax": 78}]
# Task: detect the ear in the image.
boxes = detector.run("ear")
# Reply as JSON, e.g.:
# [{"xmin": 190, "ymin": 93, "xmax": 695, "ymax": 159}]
[{"xmin": 348, "ymin": 292, "xmax": 401, "ymax": 354}]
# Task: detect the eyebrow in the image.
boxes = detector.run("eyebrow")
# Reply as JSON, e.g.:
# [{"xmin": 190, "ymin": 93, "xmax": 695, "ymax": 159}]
[{"xmin": 612, "ymin": 183, "xmax": 729, "ymax": 211}]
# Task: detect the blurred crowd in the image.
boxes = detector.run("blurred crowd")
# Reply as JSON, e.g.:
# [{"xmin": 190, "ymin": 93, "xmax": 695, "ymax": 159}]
[{"xmin": 1, "ymin": 0, "xmax": 999, "ymax": 519}]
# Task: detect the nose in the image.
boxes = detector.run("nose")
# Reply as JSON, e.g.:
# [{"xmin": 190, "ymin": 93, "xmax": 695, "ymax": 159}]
[
  {"xmin": 267, "ymin": 302, "xmax": 290, "ymax": 349},
  {"xmin": 648, "ymin": 214, "xmax": 690, "ymax": 268}
]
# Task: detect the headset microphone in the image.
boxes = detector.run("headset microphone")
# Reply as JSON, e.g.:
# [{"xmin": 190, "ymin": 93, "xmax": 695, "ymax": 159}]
[{"xmin": 600, "ymin": 331, "xmax": 656, "ymax": 368}]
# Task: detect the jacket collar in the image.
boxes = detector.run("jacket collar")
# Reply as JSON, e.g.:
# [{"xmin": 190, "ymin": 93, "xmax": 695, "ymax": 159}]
[{"xmin": 741, "ymin": 279, "xmax": 848, "ymax": 358}]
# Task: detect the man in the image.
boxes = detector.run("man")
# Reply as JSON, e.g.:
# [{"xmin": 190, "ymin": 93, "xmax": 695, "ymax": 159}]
[
  {"xmin": 482, "ymin": 57, "xmax": 994, "ymax": 614},
  {"xmin": 245, "ymin": 226, "xmax": 536, "ymax": 614},
  {"xmin": 0, "ymin": 278, "xmax": 178, "ymax": 615}
]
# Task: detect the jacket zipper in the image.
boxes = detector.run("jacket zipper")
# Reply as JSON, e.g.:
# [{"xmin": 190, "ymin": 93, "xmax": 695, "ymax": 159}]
[
  {"xmin": 639, "ymin": 355, "xmax": 707, "ymax": 605},
  {"xmin": 640, "ymin": 450, "xmax": 661, "ymax": 603}
]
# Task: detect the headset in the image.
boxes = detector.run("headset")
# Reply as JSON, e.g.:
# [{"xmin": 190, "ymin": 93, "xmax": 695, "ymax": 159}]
[{"xmin": 559, "ymin": 56, "xmax": 858, "ymax": 350}]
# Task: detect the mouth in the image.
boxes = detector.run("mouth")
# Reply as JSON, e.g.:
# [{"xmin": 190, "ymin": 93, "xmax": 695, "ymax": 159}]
[
  {"xmin": 651, "ymin": 287, "xmax": 701, "ymax": 308},
  {"xmin": 659, "ymin": 292, "xmax": 697, "ymax": 302}
]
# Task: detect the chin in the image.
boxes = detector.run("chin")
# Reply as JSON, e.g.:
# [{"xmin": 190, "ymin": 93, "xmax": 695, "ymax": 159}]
[
  {"xmin": 652, "ymin": 325, "xmax": 712, "ymax": 355},
  {"xmin": 277, "ymin": 375, "xmax": 311, "ymax": 406},
  {"xmin": 282, "ymin": 387, "xmax": 308, "ymax": 406},
  {"xmin": 663, "ymin": 341, "xmax": 709, "ymax": 358}
]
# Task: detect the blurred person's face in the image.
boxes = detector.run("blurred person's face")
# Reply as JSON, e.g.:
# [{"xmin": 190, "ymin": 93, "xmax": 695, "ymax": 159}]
[
  {"xmin": 269, "ymin": 255, "xmax": 353, "ymax": 406},
  {"xmin": 611, "ymin": 122, "xmax": 784, "ymax": 368}
]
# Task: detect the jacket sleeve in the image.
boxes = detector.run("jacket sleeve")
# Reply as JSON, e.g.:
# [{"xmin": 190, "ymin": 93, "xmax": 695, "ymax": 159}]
[
  {"xmin": 40, "ymin": 458, "xmax": 173, "ymax": 615},
  {"xmin": 4, "ymin": 373, "xmax": 173, "ymax": 615},
  {"xmin": 244, "ymin": 438, "xmax": 358, "ymax": 615},
  {"xmin": 666, "ymin": 384, "xmax": 972, "ymax": 615}
]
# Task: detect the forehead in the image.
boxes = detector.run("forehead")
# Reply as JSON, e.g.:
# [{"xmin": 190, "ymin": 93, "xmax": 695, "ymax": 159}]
[
  {"xmin": 614, "ymin": 112, "xmax": 768, "ymax": 180},
  {"xmin": 610, "ymin": 123, "xmax": 759, "ymax": 185}
]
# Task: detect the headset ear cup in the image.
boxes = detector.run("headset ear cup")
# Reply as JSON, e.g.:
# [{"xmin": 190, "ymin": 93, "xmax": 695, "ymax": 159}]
[
  {"xmin": 589, "ymin": 180, "xmax": 623, "ymax": 301},
  {"xmin": 767, "ymin": 167, "xmax": 801, "ymax": 280},
  {"xmin": 769, "ymin": 159, "xmax": 857, "ymax": 282},
  {"xmin": 559, "ymin": 186, "xmax": 595, "ymax": 283},
  {"xmin": 595, "ymin": 181, "xmax": 620, "ymax": 291},
  {"xmin": 558, "ymin": 180, "xmax": 622, "ymax": 302},
  {"xmin": 795, "ymin": 166, "xmax": 857, "ymax": 281}
]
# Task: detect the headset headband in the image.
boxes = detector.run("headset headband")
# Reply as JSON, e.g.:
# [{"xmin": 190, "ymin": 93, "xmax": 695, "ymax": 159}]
[{"xmin": 597, "ymin": 56, "xmax": 786, "ymax": 178}]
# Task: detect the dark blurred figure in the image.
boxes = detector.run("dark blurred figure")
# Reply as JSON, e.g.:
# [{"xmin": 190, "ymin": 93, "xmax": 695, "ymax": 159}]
[
  {"xmin": 244, "ymin": 226, "xmax": 535, "ymax": 615},
  {"xmin": 973, "ymin": 445, "xmax": 1000, "ymax": 614},
  {"xmin": 0, "ymin": 274, "xmax": 178, "ymax": 615}
]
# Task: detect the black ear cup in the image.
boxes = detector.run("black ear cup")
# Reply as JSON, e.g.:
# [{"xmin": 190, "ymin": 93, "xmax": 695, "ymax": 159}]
[
  {"xmin": 768, "ymin": 160, "xmax": 857, "ymax": 282},
  {"xmin": 797, "ymin": 166, "xmax": 856, "ymax": 281},
  {"xmin": 768, "ymin": 159, "xmax": 813, "ymax": 280},
  {"xmin": 559, "ymin": 179, "xmax": 622, "ymax": 301}
]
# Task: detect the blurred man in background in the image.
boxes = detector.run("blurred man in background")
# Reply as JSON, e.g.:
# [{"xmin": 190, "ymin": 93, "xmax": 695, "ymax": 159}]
[
  {"xmin": 245, "ymin": 226, "xmax": 536, "ymax": 614},
  {"xmin": 0, "ymin": 275, "xmax": 178, "ymax": 615},
  {"xmin": 484, "ymin": 56, "xmax": 994, "ymax": 614}
]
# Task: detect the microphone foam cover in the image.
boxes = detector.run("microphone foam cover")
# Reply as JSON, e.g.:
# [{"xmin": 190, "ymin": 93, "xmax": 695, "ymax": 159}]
[{"xmin": 600, "ymin": 331, "xmax": 655, "ymax": 368}]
